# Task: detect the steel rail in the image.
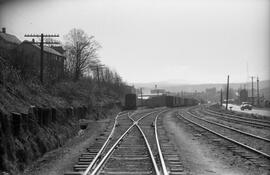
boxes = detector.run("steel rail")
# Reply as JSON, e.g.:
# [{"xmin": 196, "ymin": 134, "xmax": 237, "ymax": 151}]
[
  {"xmin": 186, "ymin": 111, "xmax": 270, "ymax": 142},
  {"xmin": 135, "ymin": 123, "xmax": 160, "ymax": 175},
  {"xmin": 154, "ymin": 110, "xmax": 170, "ymax": 175},
  {"xmin": 177, "ymin": 114, "xmax": 270, "ymax": 159},
  {"xmin": 90, "ymin": 110, "xmax": 161, "ymax": 175},
  {"xmin": 206, "ymin": 107, "xmax": 270, "ymax": 124},
  {"xmin": 82, "ymin": 112, "xmax": 133, "ymax": 175},
  {"xmin": 205, "ymin": 108, "xmax": 270, "ymax": 126}
]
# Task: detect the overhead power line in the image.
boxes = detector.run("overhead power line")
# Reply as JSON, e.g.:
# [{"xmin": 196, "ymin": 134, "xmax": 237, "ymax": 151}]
[{"xmin": 24, "ymin": 33, "xmax": 60, "ymax": 83}]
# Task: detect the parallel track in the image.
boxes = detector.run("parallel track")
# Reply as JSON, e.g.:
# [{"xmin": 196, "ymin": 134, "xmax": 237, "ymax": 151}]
[
  {"xmin": 177, "ymin": 111, "xmax": 270, "ymax": 164},
  {"xmin": 202, "ymin": 107, "xmax": 270, "ymax": 128}
]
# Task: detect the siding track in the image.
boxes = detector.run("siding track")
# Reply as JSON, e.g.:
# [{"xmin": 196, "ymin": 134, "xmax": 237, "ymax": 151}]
[
  {"xmin": 177, "ymin": 110, "xmax": 270, "ymax": 169},
  {"xmin": 202, "ymin": 107, "xmax": 270, "ymax": 128}
]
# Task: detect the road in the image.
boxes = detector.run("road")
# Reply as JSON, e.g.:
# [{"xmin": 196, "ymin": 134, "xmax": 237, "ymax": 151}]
[{"xmin": 223, "ymin": 104, "xmax": 270, "ymax": 117}]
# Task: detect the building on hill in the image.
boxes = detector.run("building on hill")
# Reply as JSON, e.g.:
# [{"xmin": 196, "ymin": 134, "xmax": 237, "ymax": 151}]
[
  {"xmin": 16, "ymin": 40, "xmax": 66, "ymax": 82},
  {"xmin": 0, "ymin": 27, "xmax": 21, "ymax": 58}
]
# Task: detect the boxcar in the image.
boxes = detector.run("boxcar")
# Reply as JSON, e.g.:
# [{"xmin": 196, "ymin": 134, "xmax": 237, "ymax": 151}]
[
  {"xmin": 125, "ymin": 94, "xmax": 137, "ymax": 110},
  {"xmin": 165, "ymin": 96, "xmax": 174, "ymax": 107},
  {"xmin": 146, "ymin": 95, "xmax": 167, "ymax": 108}
]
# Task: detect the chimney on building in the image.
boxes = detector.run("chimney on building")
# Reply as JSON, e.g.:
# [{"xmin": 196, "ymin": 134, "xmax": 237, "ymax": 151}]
[{"xmin": 2, "ymin": 27, "xmax": 6, "ymax": 33}]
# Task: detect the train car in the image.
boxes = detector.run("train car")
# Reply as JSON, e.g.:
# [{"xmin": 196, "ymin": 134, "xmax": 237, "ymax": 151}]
[
  {"xmin": 146, "ymin": 95, "xmax": 167, "ymax": 108},
  {"xmin": 125, "ymin": 94, "xmax": 137, "ymax": 110},
  {"xmin": 184, "ymin": 98, "xmax": 198, "ymax": 106},
  {"xmin": 179, "ymin": 97, "xmax": 185, "ymax": 106},
  {"xmin": 176, "ymin": 96, "xmax": 182, "ymax": 107},
  {"xmin": 165, "ymin": 96, "xmax": 174, "ymax": 107},
  {"xmin": 183, "ymin": 98, "xmax": 188, "ymax": 106},
  {"xmin": 144, "ymin": 95, "xmax": 198, "ymax": 108}
]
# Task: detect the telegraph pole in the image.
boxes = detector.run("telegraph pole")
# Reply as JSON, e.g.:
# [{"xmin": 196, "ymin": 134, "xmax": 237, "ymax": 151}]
[
  {"xmin": 226, "ymin": 75, "xmax": 229, "ymax": 110},
  {"xmin": 40, "ymin": 34, "xmax": 44, "ymax": 83},
  {"xmin": 89, "ymin": 64, "xmax": 105, "ymax": 88},
  {"xmin": 250, "ymin": 76, "xmax": 255, "ymax": 105},
  {"xmin": 220, "ymin": 89, "xmax": 223, "ymax": 107},
  {"xmin": 24, "ymin": 34, "xmax": 59, "ymax": 83},
  {"xmin": 257, "ymin": 76, "xmax": 260, "ymax": 106},
  {"xmin": 140, "ymin": 88, "xmax": 143, "ymax": 106},
  {"xmin": 97, "ymin": 66, "xmax": 100, "ymax": 85}
]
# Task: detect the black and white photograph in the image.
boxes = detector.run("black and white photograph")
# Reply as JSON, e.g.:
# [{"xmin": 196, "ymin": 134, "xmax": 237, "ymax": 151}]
[{"xmin": 0, "ymin": 0, "xmax": 269, "ymax": 174}]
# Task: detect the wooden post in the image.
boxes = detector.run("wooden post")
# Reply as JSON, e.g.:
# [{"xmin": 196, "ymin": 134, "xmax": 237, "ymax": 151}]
[
  {"xmin": 40, "ymin": 33, "xmax": 44, "ymax": 83},
  {"xmin": 226, "ymin": 75, "xmax": 229, "ymax": 110},
  {"xmin": 220, "ymin": 89, "xmax": 223, "ymax": 107}
]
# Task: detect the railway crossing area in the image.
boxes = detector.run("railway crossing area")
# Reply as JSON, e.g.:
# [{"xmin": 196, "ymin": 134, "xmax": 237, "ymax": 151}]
[{"xmin": 64, "ymin": 105, "xmax": 270, "ymax": 175}]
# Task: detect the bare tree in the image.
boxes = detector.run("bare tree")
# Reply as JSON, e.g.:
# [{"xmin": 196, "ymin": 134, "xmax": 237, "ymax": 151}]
[{"xmin": 64, "ymin": 28, "xmax": 101, "ymax": 81}]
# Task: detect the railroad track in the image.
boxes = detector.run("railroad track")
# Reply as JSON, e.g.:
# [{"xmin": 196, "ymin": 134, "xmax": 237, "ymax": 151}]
[
  {"xmin": 200, "ymin": 107, "xmax": 270, "ymax": 128},
  {"xmin": 65, "ymin": 108, "xmax": 185, "ymax": 175},
  {"xmin": 177, "ymin": 111, "xmax": 270, "ymax": 169}
]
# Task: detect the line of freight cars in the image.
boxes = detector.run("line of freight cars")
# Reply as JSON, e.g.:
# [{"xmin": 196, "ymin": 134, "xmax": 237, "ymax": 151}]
[
  {"xmin": 146, "ymin": 95, "xmax": 198, "ymax": 108},
  {"xmin": 124, "ymin": 93, "xmax": 198, "ymax": 110}
]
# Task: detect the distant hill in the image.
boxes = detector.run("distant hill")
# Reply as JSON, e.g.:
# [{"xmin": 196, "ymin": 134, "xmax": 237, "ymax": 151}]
[{"xmin": 134, "ymin": 80, "xmax": 270, "ymax": 95}]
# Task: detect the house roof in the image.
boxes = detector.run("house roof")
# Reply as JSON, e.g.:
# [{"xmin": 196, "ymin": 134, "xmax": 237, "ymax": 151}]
[
  {"xmin": 21, "ymin": 41, "xmax": 65, "ymax": 58},
  {"xmin": 51, "ymin": 46, "xmax": 65, "ymax": 54},
  {"xmin": 0, "ymin": 32, "xmax": 21, "ymax": 45}
]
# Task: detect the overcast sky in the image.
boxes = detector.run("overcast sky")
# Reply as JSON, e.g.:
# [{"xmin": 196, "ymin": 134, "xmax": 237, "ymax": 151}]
[{"xmin": 0, "ymin": 0, "xmax": 269, "ymax": 84}]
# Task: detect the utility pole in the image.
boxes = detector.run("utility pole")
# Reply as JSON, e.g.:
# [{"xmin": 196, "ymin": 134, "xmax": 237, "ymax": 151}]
[
  {"xmin": 250, "ymin": 76, "xmax": 255, "ymax": 105},
  {"xmin": 24, "ymin": 34, "xmax": 59, "ymax": 83},
  {"xmin": 89, "ymin": 64, "xmax": 105, "ymax": 88},
  {"xmin": 226, "ymin": 75, "xmax": 229, "ymax": 110},
  {"xmin": 140, "ymin": 88, "xmax": 143, "ymax": 106},
  {"xmin": 97, "ymin": 66, "xmax": 100, "ymax": 85},
  {"xmin": 220, "ymin": 89, "xmax": 223, "ymax": 107},
  {"xmin": 257, "ymin": 76, "xmax": 260, "ymax": 106}
]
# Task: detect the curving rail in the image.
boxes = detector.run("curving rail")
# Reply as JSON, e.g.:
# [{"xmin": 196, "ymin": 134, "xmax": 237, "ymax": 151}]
[
  {"xmin": 135, "ymin": 123, "xmax": 160, "ymax": 175},
  {"xmin": 154, "ymin": 110, "xmax": 169, "ymax": 175},
  {"xmin": 82, "ymin": 112, "xmax": 131, "ymax": 175}
]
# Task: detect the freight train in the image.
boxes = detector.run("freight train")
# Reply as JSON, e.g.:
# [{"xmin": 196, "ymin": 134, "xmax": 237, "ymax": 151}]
[
  {"xmin": 146, "ymin": 95, "xmax": 198, "ymax": 108},
  {"xmin": 124, "ymin": 94, "xmax": 198, "ymax": 109}
]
